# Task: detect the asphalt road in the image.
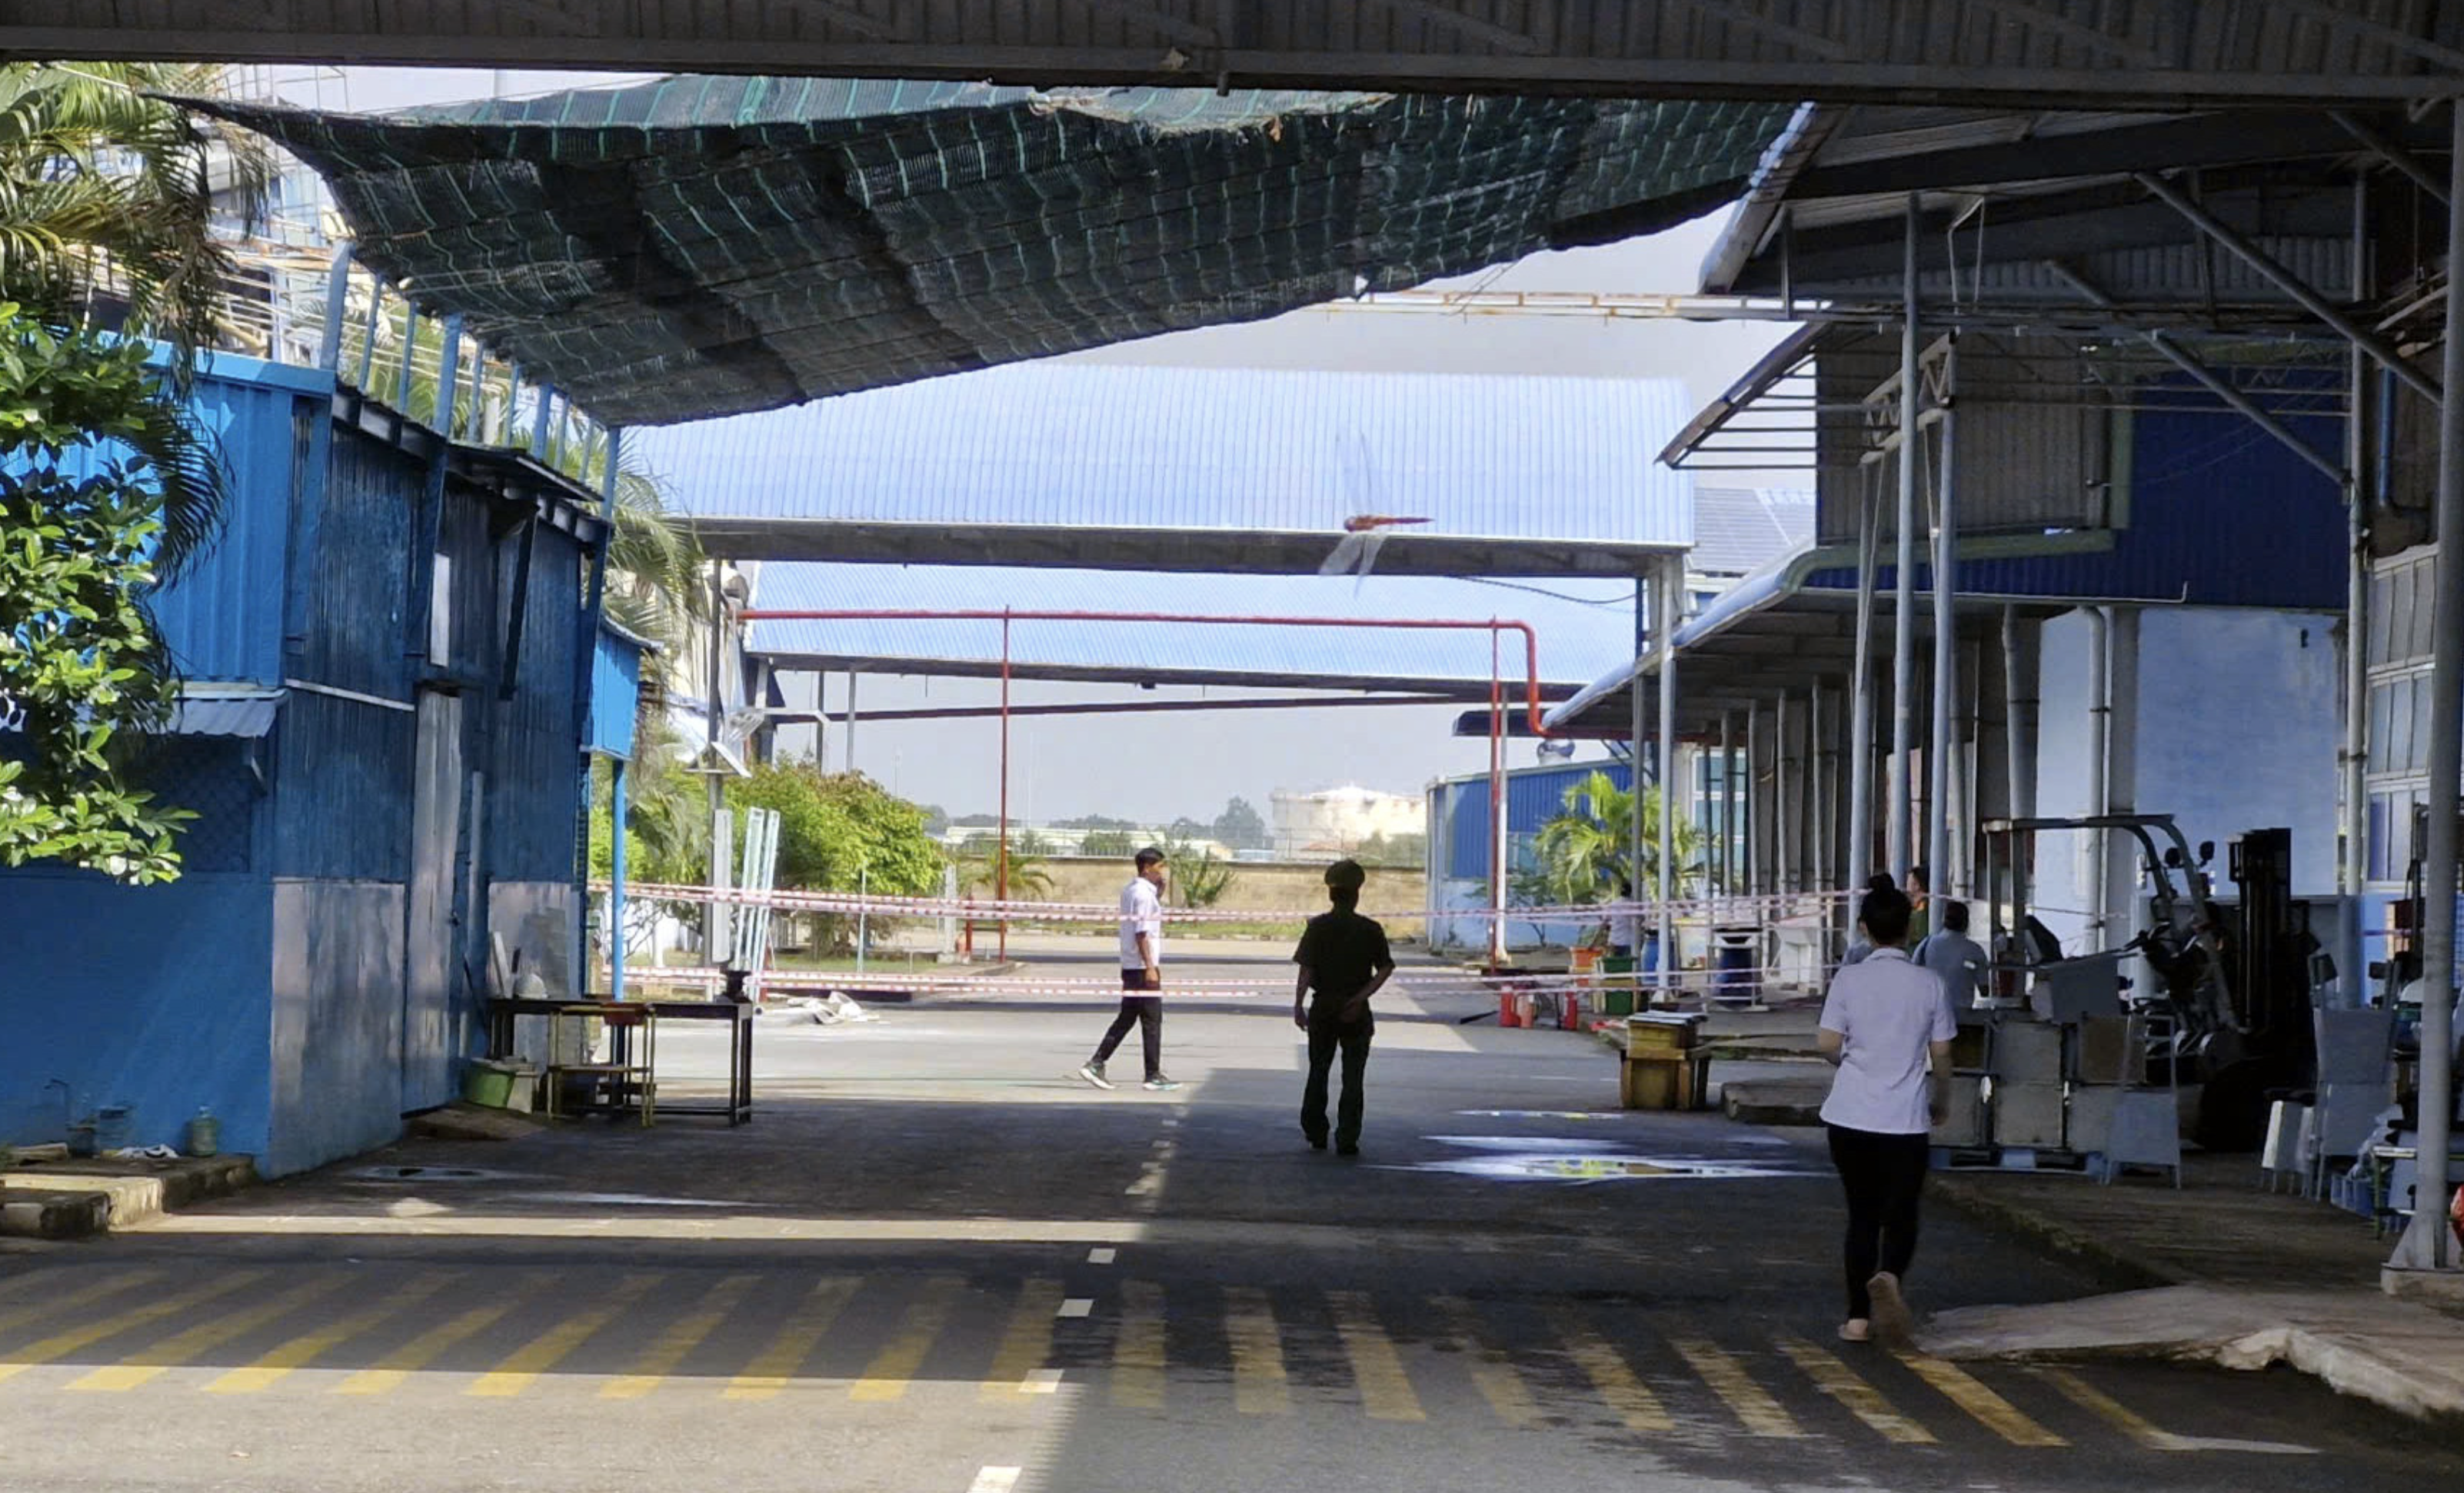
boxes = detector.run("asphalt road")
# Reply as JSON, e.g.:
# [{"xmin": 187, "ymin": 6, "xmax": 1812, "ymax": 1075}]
[{"xmin": 4, "ymin": 954, "xmax": 2456, "ymax": 1492}]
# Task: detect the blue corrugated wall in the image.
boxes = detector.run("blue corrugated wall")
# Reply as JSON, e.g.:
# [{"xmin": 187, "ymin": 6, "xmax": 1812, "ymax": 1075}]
[
  {"xmin": 1801, "ymin": 373, "xmax": 2346, "ymax": 610},
  {"xmin": 1437, "ymin": 760, "xmax": 1637, "ymax": 880},
  {"xmin": 0, "ymin": 870, "xmax": 277, "ymax": 1159},
  {"xmin": 2, "ymin": 352, "xmax": 601, "ymax": 1175},
  {"xmin": 491, "ymin": 524, "xmax": 589, "ymax": 883}
]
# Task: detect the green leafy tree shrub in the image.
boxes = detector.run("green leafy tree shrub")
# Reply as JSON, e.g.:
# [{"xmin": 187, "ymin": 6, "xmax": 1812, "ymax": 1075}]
[
  {"xmin": 1163, "ymin": 833, "xmax": 1236, "ymax": 909},
  {"xmin": 0, "ymin": 311, "xmax": 203, "ymax": 882}
]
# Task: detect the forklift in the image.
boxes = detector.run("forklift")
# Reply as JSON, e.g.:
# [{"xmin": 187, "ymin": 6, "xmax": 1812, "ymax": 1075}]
[{"xmin": 1978, "ymin": 816, "xmax": 2323, "ymax": 1150}]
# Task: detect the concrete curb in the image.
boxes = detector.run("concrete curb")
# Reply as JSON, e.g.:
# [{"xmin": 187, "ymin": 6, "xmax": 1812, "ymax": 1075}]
[
  {"xmin": 1924, "ymin": 1172, "xmax": 2176, "ymax": 1292},
  {"xmin": 1923, "ymin": 1285, "xmax": 2464, "ymax": 1424},
  {"xmin": 0, "ymin": 1155, "xmax": 257, "ymax": 1239}
]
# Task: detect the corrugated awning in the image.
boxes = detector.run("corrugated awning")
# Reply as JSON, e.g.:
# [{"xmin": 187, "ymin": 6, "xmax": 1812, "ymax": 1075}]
[
  {"xmin": 196, "ymin": 78, "xmax": 1788, "ymax": 427},
  {"xmin": 163, "ymin": 690, "xmax": 285, "ymax": 738}
]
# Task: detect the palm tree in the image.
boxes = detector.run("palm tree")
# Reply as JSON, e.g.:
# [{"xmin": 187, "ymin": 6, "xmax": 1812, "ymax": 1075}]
[
  {"xmin": 0, "ymin": 62, "xmax": 268, "ymax": 576},
  {"xmin": 956, "ymin": 836, "xmax": 1054, "ymax": 903},
  {"xmin": 1532, "ymin": 769, "xmax": 1705, "ymax": 902}
]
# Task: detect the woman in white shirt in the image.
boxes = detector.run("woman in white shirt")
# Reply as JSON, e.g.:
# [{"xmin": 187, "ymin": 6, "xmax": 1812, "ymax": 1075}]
[{"xmin": 1816, "ymin": 883, "xmax": 1956, "ymax": 1347}]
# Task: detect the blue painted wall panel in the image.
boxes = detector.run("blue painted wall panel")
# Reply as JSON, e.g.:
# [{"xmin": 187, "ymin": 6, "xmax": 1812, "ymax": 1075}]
[
  {"xmin": 1801, "ymin": 378, "xmax": 2345, "ymax": 612},
  {"xmin": 591, "ymin": 627, "xmax": 649, "ymax": 760},
  {"xmin": 0, "ymin": 872, "xmax": 273, "ymax": 1161},
  {"xmin": 491, "ymin": 525, "xmax": 588, "ymax": 884},
  {"xmin": 297, "ymin": 431, "xmax": 419, "ymax": 698},
  {"xmin": 113, "ymin": 374, "xmax": 313, "ymax": 685},
  {"xmin": 270, "ymin": 687, "xmax": 415, "ymax": 881},
  {"xmin": 1437, "ymin": 760, "xmax": 1635, "ymax": 880}
]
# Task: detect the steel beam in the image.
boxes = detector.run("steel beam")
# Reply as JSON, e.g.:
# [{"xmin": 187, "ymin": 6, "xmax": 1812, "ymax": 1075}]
[
  {"xmin": 11, "ymin": 5, "xmax": 2464, "ymax": 107},
  {"xmin": 2045, "ymin": 261, "xmax": 2347, "ymax": 486},
  {"xmin": 2136, "ymin": 171, "xmax": 2439, "ymax": 402}
]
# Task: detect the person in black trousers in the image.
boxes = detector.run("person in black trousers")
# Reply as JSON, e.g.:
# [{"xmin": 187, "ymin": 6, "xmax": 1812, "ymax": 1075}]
[
  {"xmin": 1292, "ymin": 860, "xmax": 1396, "ymax": 1155},
  {"xmin": 1816, "ymin": 883, "xmax": 1956, "ymax": 1346}
]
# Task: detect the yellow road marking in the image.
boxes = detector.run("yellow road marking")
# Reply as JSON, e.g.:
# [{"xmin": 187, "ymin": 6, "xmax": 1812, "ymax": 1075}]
[
  {"xmin": 1109, "ymin": 1279, "xmax": 1166, "ymax": 1409},
  {"xmin": 1670, "ymin": 1337, "xmax": 1806, "ymax": 1438},
  {"xmin": 1327, "ymin": 1291, "xmax": 1423, "ymax": 1423},
  {"xmin": 468, "ymin": 1274, "xmax": 659, "ymax": 1397},
  {"xmin": 1776, "ymin": 1335, "xmax": 1936, "ymax": 1444},
  {"xmin": 724, "ymin": 1276, "xmax": 857, "ymax": 1400},
  {"xmin": 979, "ymin": 1278, "xmax": 1064, "ymax": 1401},
  {"xmin": 2033, "ymin": 1366, "xmax": 2316, "ymax": 1455},
  {"xmin": 1224, "ymin": 1286, "xmax": 1290, "ymax": 1416},
  {"xmin": 0, "ymin": 1270, "xmax": 269, "ymax": 1385},
  {"xmin": 1896, "ymin": 1352, "xmax": 2066, "ymax": 1446},
  {"xmin": 336, "ymin": 1279, "xmax": 544, "ymax": 1395},
  {"xmin": 67, "ymin": 1274, "xmax": 349, "ymax": 1392},
  {"xmin": 1435, "ymin": 1295, "xmax": 1538, "ymax": 1428},
  {"xmin": 1543, "ymin": 1310, "xmax": 1671, "ymax": 1433},
  {"xmin": 601, "ymin": 1274, "xmax": 758, "ymax": 1401},
  {"xmin": 0, "ymin": 1269, "xmax": 165, "ymax": 1342},
  {"xmin": 207, "ymin": 1272, "xmax": 453, "ymax": 1394},
  {"xmin": 851, "ymin": 1275, "xmax": 964, "ymax": 1403}
]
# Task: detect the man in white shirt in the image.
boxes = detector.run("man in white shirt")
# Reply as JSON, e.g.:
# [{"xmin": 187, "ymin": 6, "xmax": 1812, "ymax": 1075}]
[
  {"xmin": 1817, "ymin": 883, "xmax": 1955, "ymax": 1348},
  {"xmin": 1078, "ymin": 846, "xmax": 1180, "ymax": 1092}
]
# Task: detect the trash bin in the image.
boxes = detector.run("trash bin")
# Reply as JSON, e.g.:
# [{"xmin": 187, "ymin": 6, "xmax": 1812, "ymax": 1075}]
[
  {"xmin": 1600, "ymin": 956, "xmax": 1637, "ymax": 1016},
  {"xmin": 1713, "ymin": 927, "xmax": 1760, "ymax": 1003}
]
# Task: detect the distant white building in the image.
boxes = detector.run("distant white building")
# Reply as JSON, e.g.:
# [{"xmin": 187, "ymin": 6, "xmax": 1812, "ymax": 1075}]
[{"xmin": 1270, "ymin": 785, "xmax": 1425, "ymax": 860}]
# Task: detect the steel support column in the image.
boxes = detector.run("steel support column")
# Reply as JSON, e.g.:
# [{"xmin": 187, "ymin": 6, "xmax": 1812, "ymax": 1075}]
[
  {"xmin": 2342, "ymin": 172, "xmax": 2374, "ymax": 1005},
  {"xmin": 1890, "ymin": 193, "xmax": 1921, "ymax": 883},
  {"xmin": 2390, "ymin": 105, "xmax": 2464, "ymax": 1275},
  {"xmin": 1848, "ymin": 469, "xmax": 1881, "ymax": 886},
  {"xmin": 1656, "ymin": 557, "xmax": 1680, "ymax": 995},
  {"xmin": 1927, "ymin": 333, "xmax": 1959, "ymax": 904}
]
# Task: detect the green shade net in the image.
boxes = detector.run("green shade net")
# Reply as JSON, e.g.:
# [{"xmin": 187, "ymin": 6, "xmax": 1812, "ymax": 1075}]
[{"xmin": 200, "ymin": 78, "xmax": 1789, "ymax": 427}]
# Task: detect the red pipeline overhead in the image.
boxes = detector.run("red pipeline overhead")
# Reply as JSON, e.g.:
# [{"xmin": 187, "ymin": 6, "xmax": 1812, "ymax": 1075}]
[{"xmin": 734, "ymin": 607, "xmax": 1567, "ymax": 738}]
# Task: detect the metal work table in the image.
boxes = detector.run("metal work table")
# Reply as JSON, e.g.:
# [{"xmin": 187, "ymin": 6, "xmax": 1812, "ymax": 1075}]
[{"xmin": 489, "ymin": 997, "xmax": 756, "ymax": 1126}]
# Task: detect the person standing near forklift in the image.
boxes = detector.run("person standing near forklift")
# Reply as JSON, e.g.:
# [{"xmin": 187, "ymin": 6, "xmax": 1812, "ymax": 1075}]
[{"xmin": 1293, "ymin": 860, "xmax": 1396, "ymax": 1155}]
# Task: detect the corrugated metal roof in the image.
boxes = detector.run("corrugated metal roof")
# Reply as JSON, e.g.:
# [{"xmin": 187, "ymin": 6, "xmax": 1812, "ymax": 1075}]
[
  {"xmin": 1690, "ymin": 488, "xmax": 1814, "ymax": 578},
  {"xmin": 629, "ymin": 364, "xmax": 1692, "ymax": 574},
  {"xmin": 163, "ymin": 690, "xmax": 285, "ymax": 738},
  {"xmin": 745, "ymin": 564, "xmax": 1638, "ymax": 695}
]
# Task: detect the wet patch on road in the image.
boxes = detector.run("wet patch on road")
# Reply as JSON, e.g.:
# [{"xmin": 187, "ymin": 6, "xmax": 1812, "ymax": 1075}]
[{"xmin": 1389, "ymin": 1136, "xmax": 1820, "ymax": 1184}]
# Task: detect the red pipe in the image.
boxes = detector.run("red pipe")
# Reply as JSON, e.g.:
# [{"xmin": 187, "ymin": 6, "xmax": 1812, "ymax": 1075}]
[
  {"xmin": 737, "ymin": 607, "xmax": 1564, "ymax": 737},
  {"xmin": 807, "ymin": 693, "xmax": 1463, "ymax": 723},
  {"xmin": 997, "ymin": 610, "xmax": 1011, "ymax": 963}
]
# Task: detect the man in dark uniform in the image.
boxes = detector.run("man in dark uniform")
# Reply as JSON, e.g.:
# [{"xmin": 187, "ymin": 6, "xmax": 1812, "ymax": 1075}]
[{"xmin": 1292, "ymin": 859, "xmax": 1396, "ymax": 1155}]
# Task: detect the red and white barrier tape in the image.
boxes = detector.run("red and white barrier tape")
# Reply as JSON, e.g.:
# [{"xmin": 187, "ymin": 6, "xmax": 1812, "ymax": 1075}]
[{"xmin": 595, "ymin": 880, "xmax": 1851, "ymax": 927}]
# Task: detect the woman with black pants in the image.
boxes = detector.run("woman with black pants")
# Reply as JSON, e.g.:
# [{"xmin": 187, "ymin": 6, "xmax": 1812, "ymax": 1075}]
[{"xmin": 1816, "ymin": 883, "xmax": 1955, "ymax": 1346}]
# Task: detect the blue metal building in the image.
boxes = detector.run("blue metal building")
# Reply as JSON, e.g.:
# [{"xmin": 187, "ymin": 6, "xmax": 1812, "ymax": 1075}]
[{"xmin": 2, "ymin": 351, "xmax": 618, "ymax": 1175}]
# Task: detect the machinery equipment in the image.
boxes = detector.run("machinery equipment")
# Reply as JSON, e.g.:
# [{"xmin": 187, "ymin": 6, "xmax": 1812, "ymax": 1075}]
[{"xmin": 1978, "ymin": 816, "xmax": 2325, "ymax": 1150}]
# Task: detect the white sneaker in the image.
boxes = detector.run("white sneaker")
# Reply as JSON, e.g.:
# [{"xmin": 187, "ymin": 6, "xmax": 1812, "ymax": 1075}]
[
  {"xmin": 1142, "ymin": 1076, "xmax": 1181, "ymax": 1092},
  {"xmin": 1076, "ymin": 1062, "xmax": 1114, "ymax": 1091},
  {"xmin": 1837, "ymin": 1318, "xmax": 1871, "ymax": 1344}
]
